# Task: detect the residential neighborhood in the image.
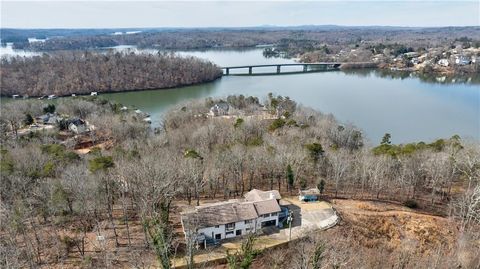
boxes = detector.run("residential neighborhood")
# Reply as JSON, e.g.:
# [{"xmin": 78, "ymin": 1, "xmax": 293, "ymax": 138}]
[{"xmin": 380, "ymin": 46, "xmax": 479, "ymax": 74}]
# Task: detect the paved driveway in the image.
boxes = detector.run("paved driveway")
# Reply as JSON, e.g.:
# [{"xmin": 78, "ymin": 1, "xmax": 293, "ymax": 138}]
[{"xmin": 272, "ymin": 198, "xmax": 339, "ymax": 240}]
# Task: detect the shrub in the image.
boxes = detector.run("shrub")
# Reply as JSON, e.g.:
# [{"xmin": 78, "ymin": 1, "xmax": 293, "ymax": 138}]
[
  {"xmin": 234, "ymin": 118, "xmax": 244, "ymax": 128},
  {"xmin": 89, "ymin": 156, "xmax": 114, "ymax": 172},
  {"xmin": 245, "ymin": 136, "xmax": 263, "ymax": 147},
  {"xmin": 305, "ymin": 143, "xmax": 324, "ymax": 162},
  {"xmin": 43, "ymin": 104, "xmax": 56, "ymax": 114},
  {"xmin": 23, "ymin": 113, "xmax": 34, "ymax": 125},
  {"xmin": 286, "ymin": 119, "xmax": 297, "ymax": 127},
  {"xmin": 404, "ymin": 199, "xmax": 418, "ymax": 209},
  {"xmin": 268, "ymin": 118, "xmax": 286, "ymax": 132}
]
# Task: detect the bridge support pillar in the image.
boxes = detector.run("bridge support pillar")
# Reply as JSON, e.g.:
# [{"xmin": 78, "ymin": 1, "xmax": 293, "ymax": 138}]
[
  {"xmin": 249, "ymin": 67, "xmax": 252, "ymax": 75},
  {"xmin": 303, "ymin": 65, "xmax": 308, "ymax": 72},
  {"xmin": 225, "ymin": 68, "xmax": 229, "ymax": 75},
  {"xmin": 276, "ymin": 65, "xmax": 281, "ymax": 74}
]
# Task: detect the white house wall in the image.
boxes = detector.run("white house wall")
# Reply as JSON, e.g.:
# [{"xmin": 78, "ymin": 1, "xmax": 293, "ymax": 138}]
[
  {"xmin": 197, "ymin": 219, "xmax": 257, "ymax": 240},
  {"xmin": 255, "ymin": 214, "xmax": 279, "ymax": 229},
  {"xmin": 196, "ymin": 215, "xmax": 279, "ymax": 241}
]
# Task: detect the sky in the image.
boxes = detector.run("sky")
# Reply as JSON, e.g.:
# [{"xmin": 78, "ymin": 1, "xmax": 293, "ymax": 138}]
[{"xmin": 1, "ymin": 1, "xmax": 479, "ymax": 29}]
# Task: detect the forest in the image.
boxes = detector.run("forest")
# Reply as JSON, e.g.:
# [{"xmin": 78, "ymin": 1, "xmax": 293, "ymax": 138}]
[
  {"xmin": 0, "ymin": 95, "xmax": 479, "ymax": 268},
  {"xmin": 0, "ymin": 51, "xmax": 222, "ymax": 97},
  {"xmin": 10, "ymin": 27, "xmax": 480, "ymax": 52}
]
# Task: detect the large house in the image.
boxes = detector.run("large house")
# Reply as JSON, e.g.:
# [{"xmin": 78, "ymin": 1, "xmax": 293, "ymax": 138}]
[
  {"xmin": 181, "ymin": 189, "xmax": 282, "ymax": 245},
  {"xmin": 208, "ymin": 102, "xmax": 230, "ymax": 117}
]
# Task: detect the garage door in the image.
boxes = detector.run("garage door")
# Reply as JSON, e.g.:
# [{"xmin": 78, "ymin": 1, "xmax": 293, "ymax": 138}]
[{"xmin": 261, "ymin": 220, "xmax": 276, "ymax": 227}]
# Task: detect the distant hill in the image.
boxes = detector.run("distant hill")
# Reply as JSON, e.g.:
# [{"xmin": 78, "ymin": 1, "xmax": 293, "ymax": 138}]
[{"xmin": 2, "ymin": 26, "xmax": 479, "ymax": 51}]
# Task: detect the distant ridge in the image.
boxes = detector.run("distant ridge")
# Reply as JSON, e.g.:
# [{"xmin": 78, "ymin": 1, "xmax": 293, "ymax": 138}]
[{"xmin": 2, "ymin": 25, "xmax": 479, "ymax": 43}]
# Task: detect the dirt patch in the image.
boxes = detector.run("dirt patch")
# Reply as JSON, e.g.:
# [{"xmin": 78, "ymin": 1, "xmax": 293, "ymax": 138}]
[
  {"xmin": 283, "ymin": 197, "xmax": 332, "ymax": 212},
  {"xmin": 332, "ymin": 199, "xmax": 458, "ymax": 254}
]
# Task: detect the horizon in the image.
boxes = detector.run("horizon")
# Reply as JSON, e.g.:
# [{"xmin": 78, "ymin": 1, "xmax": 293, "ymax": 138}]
[
  {"xmin": 1, "ymin": 1, "xmax": 479, "ymax": 29},
  {"xmin": 2, "ymin": 24, "xmax": 480, "ymax": 30}
]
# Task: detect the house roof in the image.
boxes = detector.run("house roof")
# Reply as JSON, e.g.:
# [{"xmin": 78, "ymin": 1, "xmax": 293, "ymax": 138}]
[
  {"xmin": 253, "ymin": 199, "xmax": 281, "ymax": 216},
  {"xmin": 244, "ymin": 189, "xmax": 281, "ymax": 202},
  {"xmin": 69, "ymin": 118, "xmax": 85, "ymax": 126},
  {"xmin": 182, "ymin": 201, "xmax": 257, "ymax": 229},
  {"xmin": 182, "ymin": 198, "xmax": 281, "ymax": 229},
  {"xmin": 210, "ymin": 102, "xmax": 230, "ymax": 113},
  {"xmin": 299, "ymin": 188, "xmax": 320, "ymax": 196}
]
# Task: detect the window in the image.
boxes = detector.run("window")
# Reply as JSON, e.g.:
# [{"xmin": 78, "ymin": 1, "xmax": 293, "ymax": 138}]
[
  {"xmin": 236, "ymin": 230, "xmax": 242, "ymax": 236},
  {"xmin": 215, "ymin": 234, "xmax": 221, "ymax": 240},
  {"xmin": 245, "ymin": 220, "xmax": 252, "ymax": 224},
  {"xmin": 215, "ymin": 225, "xmax": 219, "ymax": 228},
  {"xmin": 226, "ymin": 223, "xmax": 235, "ymax": 231},
  {"xmin": 226, "ymin": 231, "xmax": 234, "ymax": 235},
  {"xmin": 271, "ymin": 212, "xmax": 277, "ymax": 216}
]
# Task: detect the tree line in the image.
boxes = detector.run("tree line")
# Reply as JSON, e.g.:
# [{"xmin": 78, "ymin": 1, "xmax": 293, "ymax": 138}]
[
  {"xmin": 0, "ymin": 51, "xmax": 222, "ymax": 97},
  {"xmin": 11, "ymin": 27, "xmax": 480, "ymax": 52}
]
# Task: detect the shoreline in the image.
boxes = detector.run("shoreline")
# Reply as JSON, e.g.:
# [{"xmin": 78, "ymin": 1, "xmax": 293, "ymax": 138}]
[
  {"xmin": 0, "ymin": 74, "xmax": 223, "ymax": 99},
  {"xmin": 2, "ymin": 67, "xmax": 479, "ymax": 100}
]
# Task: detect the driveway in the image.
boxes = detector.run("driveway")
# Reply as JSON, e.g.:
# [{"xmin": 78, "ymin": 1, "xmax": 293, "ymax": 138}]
[{"xmin": 272, "ymin": 198, "xmax": 339, "ymax": 240}]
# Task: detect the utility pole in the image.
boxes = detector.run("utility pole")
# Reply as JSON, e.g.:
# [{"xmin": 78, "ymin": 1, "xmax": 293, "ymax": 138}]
[{"xmin": 287, "ymin": 211, "xmax": 293, "ymax": 241}]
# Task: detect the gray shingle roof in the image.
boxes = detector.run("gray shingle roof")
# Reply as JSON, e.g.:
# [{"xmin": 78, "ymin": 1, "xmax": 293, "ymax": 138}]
[
  {"xmin": 182, "ymin": 197, "xmax": 281, "ymax": 229},
  {"xmin": 244, "ymin": 189, "xmax": 281, "ymax": 202},
  {"xmin": 253, "ymin": 199, "xmax": 281, "ymax": 216},
  {"xmin": 182, "ymin": 201, "xmax": 257, "ymax": 229}
]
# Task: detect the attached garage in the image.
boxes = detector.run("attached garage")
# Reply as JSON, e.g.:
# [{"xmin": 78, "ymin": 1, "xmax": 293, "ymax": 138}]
[{"xmin": 261, "ymin": 219, "xmax": 276, "ymax": 227}]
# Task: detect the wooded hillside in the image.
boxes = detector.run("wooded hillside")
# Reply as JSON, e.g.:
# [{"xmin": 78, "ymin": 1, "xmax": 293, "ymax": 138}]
[
  {"xmin": 0, "ymin": 96, "xmax": 478, "ymax": 268},
  {"xmin": 0, "ymin": 52, "xmax": 222, "ymax": 97}
]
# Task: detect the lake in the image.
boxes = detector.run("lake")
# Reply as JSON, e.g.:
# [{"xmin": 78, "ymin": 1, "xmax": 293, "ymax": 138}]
[
  {"xmin": 99, "ymin": 48, "xmax": 479, "ymax": 144},
  {"xmin": 2, "ymin": 47, "xmax": 479, "ymax": 144}
]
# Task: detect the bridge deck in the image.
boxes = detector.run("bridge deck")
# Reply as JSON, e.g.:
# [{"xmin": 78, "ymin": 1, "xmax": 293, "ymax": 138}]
[{"xmin": 220, "ymin": 63, "xmax": 341, "ymax": 69}]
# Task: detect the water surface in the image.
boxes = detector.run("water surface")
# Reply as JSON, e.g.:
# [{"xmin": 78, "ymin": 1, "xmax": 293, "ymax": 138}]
[
  {"xmin": 102, "ymin": 49, "xmax": 479, "ymax": 143},
  {"xmin": 2, "ymin": 47, "xmax": 478, "ymax": 143}
]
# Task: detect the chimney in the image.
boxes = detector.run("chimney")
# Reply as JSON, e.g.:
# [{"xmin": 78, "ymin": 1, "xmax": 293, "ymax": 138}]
[{"xmin": 269, "ymin": 192, "xmax": 275, "ymax": 200}]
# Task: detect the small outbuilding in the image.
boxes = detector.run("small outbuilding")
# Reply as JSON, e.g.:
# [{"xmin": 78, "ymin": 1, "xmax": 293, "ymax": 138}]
[{"xmin": 299, "ymin": 188, "xmax": 321, "ymax": 202}]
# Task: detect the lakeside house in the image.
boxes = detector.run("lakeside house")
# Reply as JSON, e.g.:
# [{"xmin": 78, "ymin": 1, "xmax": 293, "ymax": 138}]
[
  {"xmin": 438, "ymin": 59, "xmax": 449, "ymax": 67},
  {"xmin": 208, "ymin": 102, "xmax": 230, "ymax": 117},
  {"xmin": 181, "ymin": 189, "xmax": 282, "ymax": 245},
  {"xmin": 299, "ymin": 188, "xmax": 321, "ymax": 202},
  {"xmin": 36, "ymin": 113, "xmax": 63, "ymax": 125},
  {"xmin": 68, "ymin": 119, "xmax": 89, "ymax": 134},
  {"xmin": 455, "ymin": 55, "xmax": 471, "ymax": 66}
]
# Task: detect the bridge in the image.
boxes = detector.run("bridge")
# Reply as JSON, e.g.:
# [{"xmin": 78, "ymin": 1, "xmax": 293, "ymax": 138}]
[{"xmin": 221, "ymin": 63, "xmax": 342, "ymax": 76}]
